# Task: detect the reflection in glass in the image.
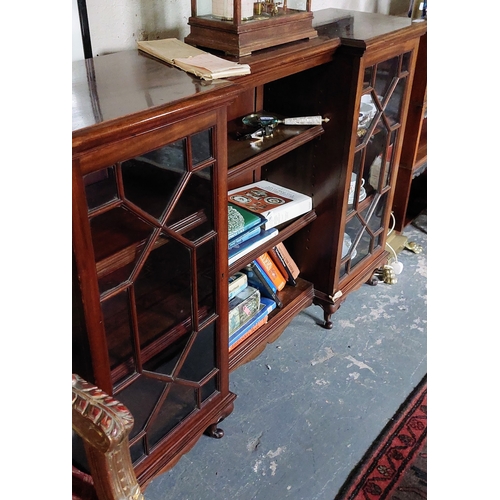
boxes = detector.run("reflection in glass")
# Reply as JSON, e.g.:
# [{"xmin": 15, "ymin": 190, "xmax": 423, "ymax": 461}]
[
  {"xmin": 191, "ymin": 129, "xmax": 213, "ymax": 166},
  {"xmin": 122, "ymin": 141, "xmax": 188, "ymax": 221},
  {"xmin": 116, "ymin": 375, "xmax": 166, "ymax": 439},
  {"xmin": 166, "ymin": 165, "xmax": 214, "ymax": 241},
  {"xmin": 135, "ymin": 235, "xmax": 193, "ymax": 353},
  {"xmin": 102, "ymin": 289, "xmax": 134, "ymax": 374},
  {"xmin": 374, "ymin": 55, "xmax": 399, "ymax": 100},
  {"xmin": 197, "ymin": 239, "xmax": 216, "ymax": 320},
  {"xmin": 401, "ymin": 51, "xmax": 411, "ymax": 74},
  {"xmin": 178, "ymin": 323, "xmax": 216, "ymax": 383},
  {"xmin": 148, "ymin": 383, "xmax": 197, "ymax": 447},
  {"xmin": 90, "ymin": 206, "xmax": 154, "ymax": 294},
  {"xmin": 385, "ymin": 78, "xmax": 405, "ymax": 128}
]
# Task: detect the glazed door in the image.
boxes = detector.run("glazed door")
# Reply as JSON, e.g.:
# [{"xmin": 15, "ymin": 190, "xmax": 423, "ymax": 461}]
[
  {"xmin": 73, "ymin": 110, "xmax": 231, "ymax": 473},
  {"xmin": 339, "ymin": 51, "xmax": 413, "ymax": 282}
]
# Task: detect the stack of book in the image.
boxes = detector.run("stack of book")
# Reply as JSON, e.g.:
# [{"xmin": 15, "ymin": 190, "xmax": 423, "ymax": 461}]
[
  {"xmin": 228, "ymin": 273, "xmax": 276, "ymax": 351},
  {"xmin": 227, "ymin": 241, "xmax": 301, "ymax": 351},
  {"xmin": 227, "ymin": 181, "xmax": 312, "ymax": 265}
]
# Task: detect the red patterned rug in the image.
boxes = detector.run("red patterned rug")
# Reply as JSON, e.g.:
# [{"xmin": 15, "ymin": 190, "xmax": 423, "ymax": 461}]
[{"xmin": 335, "ymin": 376, "xmax": 427, "ymax": 500}]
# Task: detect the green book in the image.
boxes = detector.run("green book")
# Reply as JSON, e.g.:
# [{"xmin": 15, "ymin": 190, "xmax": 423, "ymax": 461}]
[{"xmin": 228, "ymin": 203, "xmax": 267, "ymax": 241}]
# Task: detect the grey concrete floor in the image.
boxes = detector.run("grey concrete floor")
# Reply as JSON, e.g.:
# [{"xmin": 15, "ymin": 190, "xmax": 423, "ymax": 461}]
[{"xmin": 144, "ymin": 222, "xmax": 427, "ymax": 500}]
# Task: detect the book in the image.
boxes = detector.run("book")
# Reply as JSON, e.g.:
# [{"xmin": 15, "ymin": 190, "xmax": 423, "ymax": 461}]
[
  {"xmin": 243, "ymin": 261, "xmax": 283, "ymax": 309},
  {"xmin": 228, "ymin": 227, "xmax": 279, "ymax": 266},
  {"xmin": 228, "ymin": 225, "xmax": 262, "ymax": 250},
  {"xmin": 229, "ymin": 297, "xmax": 277, "ymax": 350},
  {"xmin": 228, "ymin": 204, "xmax": 267, "ymax": 248},
  {"xmin": 256, "ymin": 252, "xmax": 286, "ymax": 291},
  {"xmin": 268, "ymin": 242, "xmax": 300, "ymax": 285},
  {"xmin": 229, "ymin": 314, "xmax": 268, "ymax": 352},
  {"xmin": 228, "ymin": 286, "xmax": 260, "ymax": 335},
  {"xmin": 228, "ymin": 180, "xmax": 312, "ymax": 230},
  {"xmin": 228, "ymin": 272, "xmax": 247, "ymax": 301},
  {"xmin": 137, "ymin": 39, "xmax": 251, "ymax": 80}
]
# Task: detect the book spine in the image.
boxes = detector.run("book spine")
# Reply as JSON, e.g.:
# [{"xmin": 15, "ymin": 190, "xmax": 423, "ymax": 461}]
[
  {"xmin": 229, "ymin": 297, "xmax": 277, "ymax": 350},
  {"xmin": 274, "ymin": 242, "xmax": 300, "ymax": 279},
  {"xmin": 246, "ymin": 262, "xmax": 283, "ymax": 309},
  {"xmin": 262, "ymin": 197, "xmax": 312, "ymax": 230},
  {"xmin": 256, "ymin": 252, "xmax": 286, "ymax": 291},
  {"xmin": 228, "ymin": 286, "xmax": 261, "ymax": 335},
  {"xmin": 268, "ymin": 246, "xmax": 297, "ymax": 286},
  {"xmin": 228, "ymin": 227, "xmax": 279, "ymax": 266},
  {"xmin": 228, "ymin": 272, "xmax": 248, "ymax": 301},
  {"xmin": 229, "ymin": 317, "xmax": 268, "ymax": 352},
  {"xmin": 228, "ymin": 225, "xmax": 261, "ymax": 250}
]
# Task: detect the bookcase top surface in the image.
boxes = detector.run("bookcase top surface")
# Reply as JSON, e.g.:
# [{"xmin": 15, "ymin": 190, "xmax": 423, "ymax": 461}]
[
  {"xmin": 313, "ymin": 8, "xmax": 426, "ymax": 47},
  {"xmin": 72, "ymin": 50, "xmax": 235, "ymax": 133}
]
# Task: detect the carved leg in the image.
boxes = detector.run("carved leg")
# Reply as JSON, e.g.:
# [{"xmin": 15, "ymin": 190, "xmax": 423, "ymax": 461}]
[
  {"xmin": 204, "ymin": 423, "xmax": 225, "ymax": 439},
  {"xmin": 204, "ymin": 400, "xmax": 235, "ymax": 439},
  {"xmin": 313, "ymin": 295, "xmax": 340, "ymax": 330},
  {"xmin": 366, "ymin": 272, "xmax": 379, "ymax": 286}
]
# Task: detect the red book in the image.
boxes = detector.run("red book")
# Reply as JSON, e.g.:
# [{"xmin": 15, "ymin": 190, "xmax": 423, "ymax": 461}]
[{"xmin": 256, "ymin": 252, "xmax": 287, "ymax": 291}]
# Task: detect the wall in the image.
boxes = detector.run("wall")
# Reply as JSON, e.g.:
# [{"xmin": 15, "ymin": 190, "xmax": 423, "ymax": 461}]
[{"xmin": 73, "ymin": 0, "xmax": 410, "ymax": 61}]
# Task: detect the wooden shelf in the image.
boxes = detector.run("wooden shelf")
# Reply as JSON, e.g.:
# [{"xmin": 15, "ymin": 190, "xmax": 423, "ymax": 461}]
[
  {"xmin": 228, "ymin": 113, "xmax": 324, "ymax": 177},
  {"xmin": 228, "ymin": 210, "xmax": 317, "ymax": 275},
  {"xmin": 229, "ymin": 277, "xmax": 314, "ymax": 371}
]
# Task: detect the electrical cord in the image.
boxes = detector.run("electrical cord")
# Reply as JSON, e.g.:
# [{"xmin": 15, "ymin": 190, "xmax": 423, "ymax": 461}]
[{"xmin": 386, "ymin": 212, "xmax": 403, "ymax": 275}]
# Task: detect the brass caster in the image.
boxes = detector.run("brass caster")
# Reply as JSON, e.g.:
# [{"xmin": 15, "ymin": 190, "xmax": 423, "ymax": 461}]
[
  {"xmin": 374, "ymin": 265, "xmax": 397, "ymax": 285},
  {"xmin": 405, "ymin": 240, "xmax": 423, "ymax": 254}
]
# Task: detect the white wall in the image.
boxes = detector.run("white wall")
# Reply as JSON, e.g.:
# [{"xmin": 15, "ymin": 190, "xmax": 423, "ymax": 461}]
[{"xmin": 74, "ymin": 0, "xmax": 409, "ymax": 60}]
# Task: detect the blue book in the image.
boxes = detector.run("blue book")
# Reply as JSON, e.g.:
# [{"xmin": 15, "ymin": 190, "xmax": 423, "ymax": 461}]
[
  {"xmin": 243, "ymin": 261, "xmax": 283, "ymax": 308},
  {"xmin": 228, "ymin": 227, "xmax": 279, "ymax": 266},
  {"xmin": 228, "ymin": 224, "xmax": 262, "ymax": 250},
  {"xmin": 229, "ymin": 297, "xmax": 277, "ymax": 348}
]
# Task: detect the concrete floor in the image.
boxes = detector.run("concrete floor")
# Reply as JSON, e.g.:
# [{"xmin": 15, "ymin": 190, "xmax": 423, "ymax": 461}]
[{"xmin": 143, "ymin": 222, "xmax": 427, "ymax": 500}]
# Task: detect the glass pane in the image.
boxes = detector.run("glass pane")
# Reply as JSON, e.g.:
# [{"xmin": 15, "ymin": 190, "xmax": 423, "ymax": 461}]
[
  {"xmin": 201, "ymin": 375, "xmax": 218, "ymax": 403},
  {"xmin": 84, "ymin": 166, "xmax": 118, "ymax": 210},
  {"xmin": 116, "ymin": 375, "xmax": 166, "ymax": 440},
  {"xmin": 385, "ymin": 78, "xmax": 405, "ymax": 128},
  {"xmin": 122, "ymin": 139, "xmax": 188, "ymax": 220},
  {"xmin": 344, "ymin": 214, "xmax": 363, "ymax": 262},
  {"xmin": 129, "ymin": 439, "xmax": 146, "ymax": 465},
  {"xmin": 374, "ymin": 56, "xmax": 399, "ymax": 101},
  {"xmin": 166, "ymin": 165, "xmax": 214, "ymax": 242},
  {"xmin": 143, "ymin": 332, "xmax": 192, "ymax": 377},
  {"xmin": 401, "ymin": 51, "xmax": 411, "ymax": 74},
  {"xmin": 134, "ymin": 235, "xmax": 193, "ymax": 353},
  {"xmin": 90, "ymin": 206, "xmax": 154, "ymax": 294},
  {"xmin": 367, "ymin": 125, "xmax": 389, "ymax": 192},
  {"xmin": 148, "ymin": 383, "xmax": 198, "ymax": 447},
  {"xmin": 356, "ymin": 93, "xmax": 378, "ymax": 146},
  {"xmin": 368, "ymin": 192, "xmax": 387, "ymax": 234},
  {"xmin": 197, "ymin": 239, "xmax": 216, "ymax": 320},
  {"xmin": 178, "ymin": 323, "xmax": 217, "ymax": 383},
  {"xmin": 102, "ymin": 289, "xmax": 135, "ymax": 375},
  {"xmin": 191, "ymin": 129, "xmax": 213, "ymax": 166},
  {"xmin": 363, "ymin": 66, "xmax": 373, "ymax": 90}
]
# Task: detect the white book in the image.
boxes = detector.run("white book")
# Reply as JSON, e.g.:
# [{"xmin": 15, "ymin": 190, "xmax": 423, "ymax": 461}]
[{"xmin": 228, "ymin": 180, "xmax": 312, "ymax": 230}]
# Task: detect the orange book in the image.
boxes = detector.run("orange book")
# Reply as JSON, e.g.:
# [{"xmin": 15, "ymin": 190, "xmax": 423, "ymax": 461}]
[
  {"xmin": 273, "ymin": 242, "xmax": 299, "ymax": 279},
  {"xmin": 229, "ymin": 316, "xmax": 268, "ymax": 352},
  {"xmin": 256, "ymin": 252, "xmax": 287, "ymax": 291}
]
